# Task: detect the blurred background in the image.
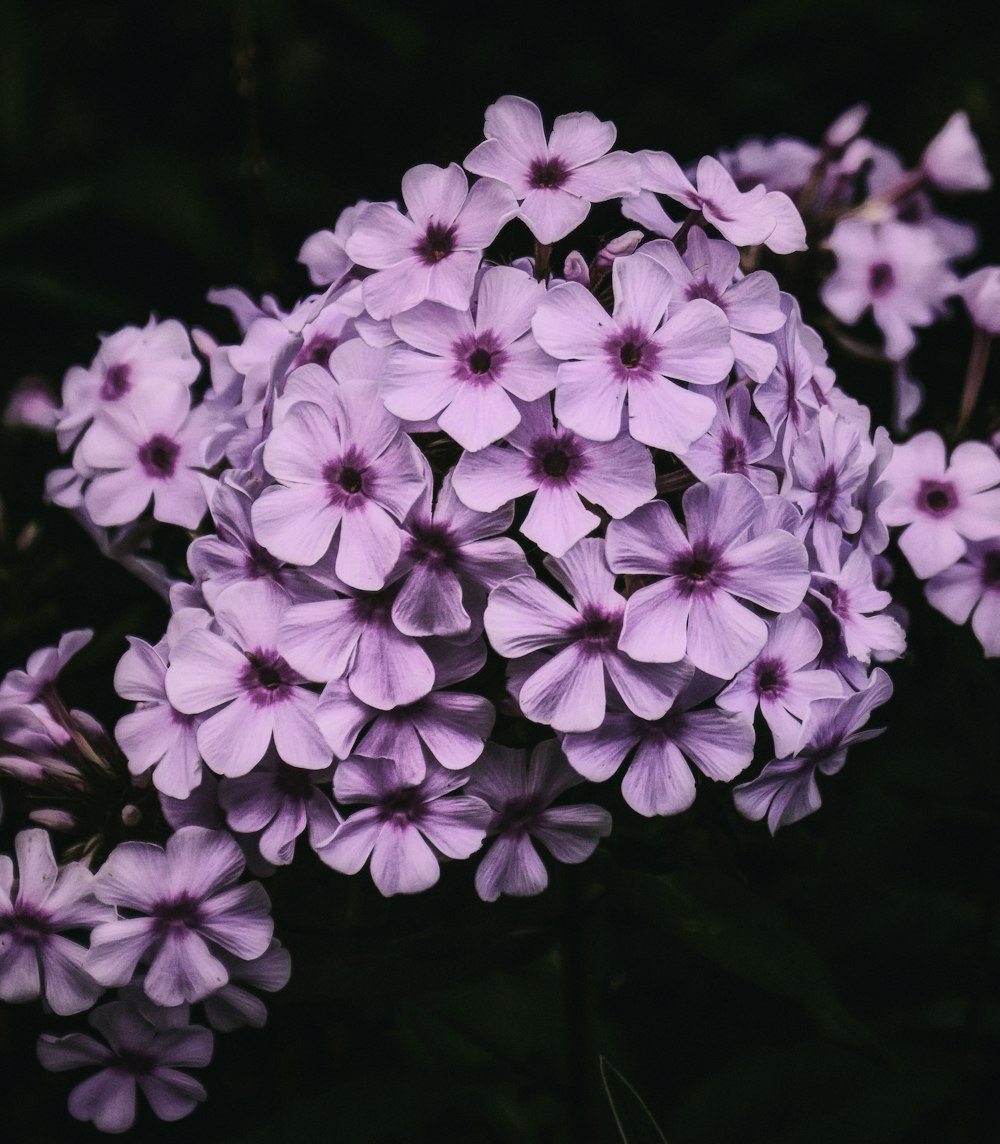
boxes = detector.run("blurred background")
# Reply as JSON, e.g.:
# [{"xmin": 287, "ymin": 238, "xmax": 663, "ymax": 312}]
[{"xmin": 1, "ymin": 1, "xmax": 999, "ymax": 1140}]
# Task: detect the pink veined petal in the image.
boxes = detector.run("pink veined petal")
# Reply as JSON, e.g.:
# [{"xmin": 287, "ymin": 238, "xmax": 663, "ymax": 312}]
[
  {"xmin": 85, "ymin": 917, "xmax": 158, "ymax": 987},
  {"xmin": 532, "ymin": 804, "xmax": 613, "ymax": 862},
  {"xmin": 164, "ymin": 629, "xmax": 247, "ymax": 714},
  {"xmin": 139, "ymin": 1070, "xmax": 208, "ymax": 1123},
  {"xmin": 437, "ymin": 379, "xmax": 521, "ymax": 452},
  {"xmin": 401, "ymin": 162, "xmax": 469, "ymax": 228},
  {"xmin": 362, "ymin": 258, "xmax": 432, "ymax": 321},
  {"xmin": 144, "ymin": 928, "xmax": 229, "ymax": 1006},
  {"xmin": 370, "ymin": 823, "xmax": 440, "ymax": 896},
  {"xmin": 611, "ymin": 254, "xmax": 674, "ymax": 336},
  {"xmin": 40, "ymin": 937, "xmax": 107, "ymax": 1015},
  {"xmin": 573, "ymin": 435, "xmax": 656, "ymax": 518},
  {"xmin": 555, "ymin": 358, "xmax": 628, "ymax": 442},
  {"xmin": 606, "ymin": 500, "xmax": 688, "ymax": 574},
  {"xmin": 621, "ymin": 736, "xmax": 696, "ymax": 816},
  {"xmin": 165, "ymin": 827, "xmax": 244, "ymax": 900},
  {"xmin": 481, "ymin": 94, "xmax": 549, "ymax": 168},
  {"xmin": 424, "ymin": 250, "xmax": 482, "ymax": 311},
  {"xmin": 604, "ymin": 653, "xmax": 687, "ymax": 720},
  {"xmin": 68, "ymin": 1069, "xmax": 138, "ymax": 1133},
  {"xmin": 626, "ymin": 376, "xmax": 716, "ymax": 454},
  {"xmin": 653, "ymin": 299, "xmax": 734, "ymax": 385},
  {"xmin": 93, "ymin": 844, "xmax": 168, "ymax": 911},
  {"xmin": 618, "ymin": 579, "xmax": 691, "ymax": 664},
  {"xmin": 686, "ymin": 591, "xmax": 769, "ymax": 678},
  {"xmin": 484, "ymin": 576, "xmax": 580, "ymax": 657},
  {"xmin": 672, "ymin": 708, "xmax": 755, "ymax": 781},
  {"xmin": 520, "ymin": 482, "xmax": 599, "ymax": 557},
  {"xmin": 563, "ymin": 151, "xmax": 641, "ymax": 200},
  {"xmin": 84, "ymin": 468, "xmax": 153, "ymax": 526},
  {"xmin": 532, "ymin": 282, "xmax": 615, "ymax": 361},
  {"xmin": 475, "ymin": 265, "xmax": 545, "ymax": 343},
  {"xmin": 196, "ymin": 695, "xmax": 274, "ymax": 777},
  {"xmin": 518, "ymin": 643, "xmax": 608, "ymax": 732},
  {"xmin": 411, "ymin": 693, "xmax": 495, "ymax": 769},
  {"xmin": 475, "ymin": 834, "xmax": 548, "ymax": 901},
  {"xmin": 345, "ymin": 202, "xmax": 421, "ymax": 268},
  {"xmin": 271, "ymin": 690, "xmax": 336, "ymax": 769},
  {"xmin": 418, "ymin": 797, "xmax": 490, "ymax": 858},
  {"xmin": 317, "ymin": 810, "xmax": 384, "ymax": 873},
  {"xmin": 349, "ymin": 627, "xmax": 435, "ymax": 711},
  {"xmin": 453, "ymin": 177, "xmax": 518, "ymax": 247},
  {"xmin": 463, "ymin": 137, "xmax": 534, "ymax": 197},
  {"xmin": 452, "ymin": 444, "xmax": 537, "ymax": 511},
  {"xmin": 391, "ymin": 300, "xmax": 474, "ymax": 356},
  {"xmin": 719, "ymin": 531, "xmax": 810, "ymax": 611},
  {"xmin": 197, "ymin": 882, "xmax": 274, "ymax": 958},
  {"xmin": 392, "ymin": 562, "xmax": 470, "ymax": 637},
  {"xmin": 335, "ymin": 501, "xmax": 403, "ymax": 591},
  {"xmin": 519, "ymin": 187, "xmax": 591, "ymax": 244},
  {"xmin": 251, "ymin": 482, "xmax": 341, "ymax": 567}
]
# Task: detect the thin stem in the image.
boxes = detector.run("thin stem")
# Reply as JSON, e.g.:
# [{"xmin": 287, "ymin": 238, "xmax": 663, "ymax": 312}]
[
  {"xmin": 957, "ymin": 327, "xmax": 992, "ymax": 437},
  {"xmin": 672, "ymin": 209, "xmax": 702, "ymax": 255},
  {"xmin": 534, "ymin": 240, "xmax": 553, "ymax": 281}
]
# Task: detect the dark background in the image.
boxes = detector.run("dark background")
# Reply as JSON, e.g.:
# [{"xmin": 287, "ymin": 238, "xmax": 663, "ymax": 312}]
[{"xmin": 1, "ymin": 1, "xmax": 999, "ymax": 1140}]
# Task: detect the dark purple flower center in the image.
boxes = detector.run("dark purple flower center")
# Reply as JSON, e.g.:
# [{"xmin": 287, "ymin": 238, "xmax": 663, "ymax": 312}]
[
  {"xmin": 324, "ymin": 448, "xmax": 369, "ymax": 502},
  {"xmin": 468, "ymin": 348, "xmax": 493, "ymax": 374},
  {"xmin": 918, "ymin": 479, "xmax": 956, "ymax": 515},
  {"xmin": 494, "ymin": 794, "xmax": 545, "ymax": 836},
  {"xmin": 114, "ymin": 1049, "xmax": 158, "ymax": 1077},
  {"xmin": 406, "ymin": 520, "xmax": 461, "ymax": 571},
  {"xmin": 528, "ymin": 156, "xmax": 569, "ymax": 190},
  {"xmin": 720, "ymin": 431, "xmax": 748, "ymax": 474},
  {"xmin": 686, "ymin": 279, "xmax": 722, "ymax": 305},
  {"xmin": 240, "ymin": 649, "xmax": 295, "ymax": 703},
  {"xmin": 815, "ymin": 580, "xmax": 849, "ymax": 620},
  {"xmin": 814, "ymin": 465, "xmax": 840, "ymax": 518},
  {"xmin": 5, "ymin": 904, "xmax": 53, "ymax": 947},
  {"xmin": 100, "ymin": 363, "xmax": 132, "ymax": 401},
  {"xmin": 416, "ymin": 222, "xmax": 457, "ymax": 265},
  {"xmin": 274, "ymin": 765, "xmax": 317, "ymax": 799},
  {"xmin": 868, "ymin": 261, "xmax": 896, "ymax": 297},
  {"xmin": 982, "ymin": 551, "xmax": 1000, "ymax": 589},
  {"xmin": 610, "ymin": 326, "xmax": 656, "ymax": 376},
  {"xmin": 379, "ymin": 785, "xmax": 426, "ymax": 824},
  {"xmin": 529, "ymin": 433, "xmax": 584, "ymax": 484},
  {"xmin": 754, "ymin": 658, "xmax": 787, "ymax": 698},
  {"xmin": 570, "ymin": 605, "xmax": 622, "ymax": 649},
  {"xmin": 619, "ymin": 341, "xmax": 644, "ymax": 369},
  {"xmin": 138, "ymin": 434, "xmax": 180, "ymax": 479},
  {"xmin": 294, "ymin": 334, "xmax": 338, "ymax": 370},
  {"xmin": 151, "ymin": 892, "xmax": 203, "ymax": 934},
  {"xmin": 246, "ymin": 542, "xmax": 283, "ymax": 580},
  {"xmin": 671, "ymin": 544, "xmax": 721, "ymax": 594}
]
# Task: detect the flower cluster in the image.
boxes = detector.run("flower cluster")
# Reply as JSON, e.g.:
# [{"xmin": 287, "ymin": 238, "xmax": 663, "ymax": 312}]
[{"xmin": 1, "ymin": 94, "xmax": 939, "ymax": 1132}]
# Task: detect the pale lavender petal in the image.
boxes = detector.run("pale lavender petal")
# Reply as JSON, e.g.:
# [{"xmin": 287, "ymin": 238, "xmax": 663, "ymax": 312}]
[{"xmin": 475, "ymin": 835, "xmax": 547, "ymax": 901}]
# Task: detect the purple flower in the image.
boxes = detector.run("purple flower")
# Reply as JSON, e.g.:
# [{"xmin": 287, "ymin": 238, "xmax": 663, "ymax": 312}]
[
  {"xmin": 532, "ymin": 253, "xmax": 733, "ymax": 451},
  {"xmin": 485, "ymin": 539, "xmax": 690, "ymax": 732},
  {"xmin": 251, "ymin": 381, "xmax": 427, "ymax": 585},
  {"xmin": 317, "ymin": 758, "xmax": 490, "ymax": 896},
  {"xmin": 0, "ymin": 829, "xmax": 111, "ymax": 1014},
  {"xmin": 636, "ymin": 152, "xmax": 806, "ymax": 254},
  {"xmin": 679, "ymin": 383, "xmax": 778, "ymax": 494},
  {"xmin": 921, "ymin": 111, "xmax": 991, "ymax": 193},
  {"xmin": 202, "ymin": 939, "xmax": 291, "ymax": 1031},
  {"xmin": 79, "ymin": 383, "xmax": 212, "ymax": 529},
  {"xmin": 881, "ymin": 431, "xmax": 1000, "ymax": 578},
  {"xmin": 0, "ymin": 628, "xmax": 92, "ymax": 708},
  {"xmin": 86, "ymin": 826, "xmax": 274, "ymax": 1006},
  {"xmin": 733, "ymin": 668, "xmax": 892, "ymax": 833},
  {"xmin": 562, "ymin": 672, "xmax": 755, "ymax": 816},
  {"xmin": 390, "ymin": 470, "xmax": 530, "ymax": 637},
  {"xmin": 298, "ymin": 200, "xmax": 369, "ymax": 288},
  {"xmin": 218, "ymin": 754, "xmax": 339, "ymax": 865},
  {"xmin": 452, "ymin": 395, "xmax": 656, "ymax": 557},
  {"xmin": 383, "ymin": 265, "xmax": 557, "ymax": 450},
  {"xmin": 957, "ymin": 266, "xmax": 1000, "ymax": 335},
  {"xmin": 345, "ymin": 163, "xmax": 517, "ymax": 320},
  {"xmin": 607, "ymin": 474, "xmax": 810, "ymax": 679},
  {"xmin": 926, "ymin": 539, "xmax": 1000, "ymax": 657},
  {"xmin": 786, "ymin": 406, "xmax": 873, "ymax": 536},
  {"xmin": 717, "ymin": 610, "xmax": 844, "ymax": 756},
  {"xmin": 463, "ymin": 95, "xmax": 640, "ymax": 244},
  {"xmin": 466, "ymin": 740, "xmax": 612, "ymax": 900},
  {"xmin": 165, "ymin": 580, "xmax": 329, "ymax": 777},
  {"xmin": 821, "ymin": 220, "xmax": 958, "ymax": 360},
  {"xmin": 38, "ymin": 999, "xmax": 213, "ymax": 1132}
]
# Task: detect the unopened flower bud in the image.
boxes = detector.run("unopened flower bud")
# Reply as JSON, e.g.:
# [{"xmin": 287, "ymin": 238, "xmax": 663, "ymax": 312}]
[{"xmin": 28, "ymin": 808, "xmax": 77, "ymax": 831}]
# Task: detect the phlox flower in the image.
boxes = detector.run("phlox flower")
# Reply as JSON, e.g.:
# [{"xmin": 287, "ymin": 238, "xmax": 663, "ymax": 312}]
[
  {"xmin": 678, "ymin": 383, "xmax": 779, "ymax": 495},
  {"xmin": 463, "ymin": 94, "xmax": 640, "ymax": 244},
  {"xmin": 383, "ymin": 264, "xmax": 557, "ymax": 451},
  {"xmin": 86, "ymin": 826, "xmax": 274, "ymax": 1007},
  {"xmin": 880, "ymin": 431, "xmax": 1000, "ymax": 578},
  {"xmin": 607, "ymin": 474, "xmax": 810, "ymax": 679},
  {"xmin": 0, "ymin": 628, "xmax": 92, "ymax": 708},
  {"xmin": 484, "ymin": 539, "xmax": 690, "ymax": 732},
  {"xmin": 345, "ymin": 162, "xmax": 517, "ymax": 320},
  {"xmin": 0, "ymin": 829, "xmax": 111, "ymax": 1014},
  {"xmin": 164, "ymin": 580, "xmax": 330, "ymax": 777},
  {"xmin": 562, "ymin": 672, "xmax": 755, "ymax": 817},
  {"xmin": 925, "ymin": 540, "xmax": 1000, "ymax": 656},
  {"xmin": 37, "ymin": 1000, "xmax": 213, "ymax": 1132},
  {"xmin": 251, "ymin": 381, "xmax": 427, "ymax": 586},
  {"xmin": 733, "ymin": 668, "xmax": 892, "ymax": 833},
  {"xmin": 202, "ymin": 939, "xmax": 291, "ymax": 1031},
  {"xmin": 532, "ymin": 253, "xmax": 733, "ymax": 452},
  {"xmin": 466, "ymin": 740, "xmax": 612, "ymax": 901},
  {"xmin": 452, "ymin": 395, "xmax": 656, "ymax": 557},
  {"xmin": 786, "ymin": 406, "xmax": 873, "ymax": 537},
  {"xmin": 635, "ymin": 151, "xmax": 807, "ymax": 254},
  {"xmin": 317, "ymin": 758, "xmax": 490, "ymax": 896}
]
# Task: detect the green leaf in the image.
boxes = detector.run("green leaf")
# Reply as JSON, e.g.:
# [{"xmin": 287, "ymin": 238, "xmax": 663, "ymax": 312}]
[{"xmin": 600, "ymin": 1057, "xmax": 669, "ymax": 1144}]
